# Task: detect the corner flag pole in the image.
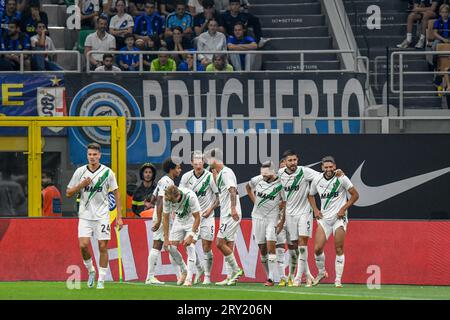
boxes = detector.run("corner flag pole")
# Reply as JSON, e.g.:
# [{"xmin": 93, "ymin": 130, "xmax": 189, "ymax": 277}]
[{"xmin": 116, "ymin": 225, "xmax": 123, "ymax": 283}]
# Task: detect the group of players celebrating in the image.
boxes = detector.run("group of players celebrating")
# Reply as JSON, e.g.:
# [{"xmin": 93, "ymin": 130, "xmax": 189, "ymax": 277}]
[{"xmin": 67, "ymin": 143, "xmax": 359, "ymax": 289}]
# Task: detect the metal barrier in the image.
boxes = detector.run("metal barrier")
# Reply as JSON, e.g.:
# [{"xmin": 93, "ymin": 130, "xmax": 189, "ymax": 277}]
[
  {"xmin": 390, "ymin": 50, "xmax": 450, "ymax": 118},
  {"xmin": 87, "ymin": 49, "xmax": 369, "ymax": 74},
  {"xmin": 0, "ymin": 50, "xmax": 81, "ymax": 73}
]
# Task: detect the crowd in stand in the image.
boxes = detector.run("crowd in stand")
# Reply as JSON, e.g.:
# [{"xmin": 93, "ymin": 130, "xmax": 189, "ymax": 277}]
[
  {"xmin": 84, "ymin": 0, "xmax": 268, "ymax": 72},
  {"xmin": 0, "ymin": 0, "xmax": 267, "ymax": 71},
  {"xmin": 397, "ymin": 0, "xmax": 450, "ymax": 91}
]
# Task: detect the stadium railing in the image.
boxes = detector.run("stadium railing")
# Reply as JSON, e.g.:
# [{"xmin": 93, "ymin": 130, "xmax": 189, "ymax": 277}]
[
  {"xmin": 391, "ymin": 50, "xmax": 450, "ymax": 119},
  {"xmin": 0, "ymin": 50, "xmax": 82, "ymax": 73}
]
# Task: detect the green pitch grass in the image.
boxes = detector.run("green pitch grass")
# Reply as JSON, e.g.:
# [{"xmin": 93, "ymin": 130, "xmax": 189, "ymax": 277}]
[{"xmin": 0, "ymin": 282, "xmax": 449, "ymax": 300}]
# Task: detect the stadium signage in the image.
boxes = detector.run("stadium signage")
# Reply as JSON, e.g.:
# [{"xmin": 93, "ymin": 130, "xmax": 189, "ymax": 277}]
[{"xmin": 65, "ymin": 73, "xmax": 366, "ymax": 164}]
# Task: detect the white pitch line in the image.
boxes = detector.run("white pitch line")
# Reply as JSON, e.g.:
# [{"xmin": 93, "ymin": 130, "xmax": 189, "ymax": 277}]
[{"xmin": 121, "ymin": 282, "xmax": 433, "ymax": 300}]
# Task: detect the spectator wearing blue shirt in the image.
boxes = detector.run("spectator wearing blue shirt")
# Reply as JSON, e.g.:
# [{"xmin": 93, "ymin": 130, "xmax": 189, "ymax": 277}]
[
  {"xmin": 433, "ymin": 4, "xmax": 450, "ymax": 49},
  {"xmin": 164, "ymin": 0, "xmax": 193, "ymax": 40},
  {"xmin": 134, "ymin": 0, "xmax": 164, "ymax": 47},
  {"xmin": 2, "ymin": 18, "xmax": 31, "ymax": 70},
  {"xmin": 227, "ymin": 21, "xmax": 257, "ymax": 71},
  {"xmin": 221, "ymin": 0, "xmax": 268, "ymax": 48},
  {"xmin": 119, "ymin": 33, "xmax": 140, "ymax": 70},
  {"xmin": 20, "ymin": 0, "xmax": 48, "ymax": 38},
  {"xmin": 0, "ymin": 0, "xmax": 21, "ymax": 33},
  {"xmin": 177, "ymin": 50, "xmax": 204, "ymax": 71}
]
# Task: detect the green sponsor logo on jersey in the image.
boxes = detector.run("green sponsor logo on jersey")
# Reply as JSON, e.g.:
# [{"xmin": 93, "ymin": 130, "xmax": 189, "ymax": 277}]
[
  {"xmin": 323, "ymin": 179, "xmax": 341, "ymax": 210},
  {"xmin": 286, "ymin": 168, "xmax": 304, "ymax": 200},
  {"xmin": 196, "ymin": 175, "xmax": 211, "ymax": 197},
  {"xmin": 87, "ymin": 169, "xmax": 110, "ymax": 203},
  {"xmin": 257, "ymin": 184, "xmax": 282, "ymax": 208}
]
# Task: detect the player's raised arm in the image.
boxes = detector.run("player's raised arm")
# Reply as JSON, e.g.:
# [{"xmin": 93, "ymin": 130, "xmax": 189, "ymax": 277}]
[
  {"xmin": 66, "ymin": 177, "xmax": 91, "ymax": 198},
  {"xmin": 246, "ymin": 182, "xmax": 256, "ymax": 204}
]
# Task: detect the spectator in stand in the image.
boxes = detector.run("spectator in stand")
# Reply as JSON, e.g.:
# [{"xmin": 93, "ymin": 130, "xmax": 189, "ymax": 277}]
[
  {"xmin": 109, "ymin": 0, "xmax": 134, "ymax": 50},
  {"xmin": 79, "ymin": 0, "xmax": 100, "ymax": 29},
  {"xmin": 221, "ymin": 0, "xmax": 267, "ymax": 48},
  {"xmin": 397, "ymin": 0, "xmax": 439, "ymax": 49},
  {"xmin": 196, "ymin": 18, "xmax": 226, "ymax": 67},
  {"xmin": 133, "ymin": 0, "xmax": 164, "ymax": 47},
  {"xmin": 20, "ymin": 0, "xmax": 48, "ymax": 38},
  {"xmin": 128, "ymin": 0, "xmax": 146, "ymax": 16},
  {"xmin": 227, "ymin": 21, "xmax": 257, "ymax": 71},
  {"xmin": 164, "ymin": 0, "xmax": 193, "ymax": 40},
  {"xmin": 432, "ymin": 4, "xmax": 450, "ymax": 50},
  {"xmin": 205, "ymin": 52, "xmax": 232, "ymax": 71},
  {"xmin": 31, "ymin": 21, "xmax": 62, "ymax": 71},
  {"xmin": 119, "ymin": 33, "xmax": 140, "ymax": 70},
  {"xmin": 188, "ymin": 0, "xmax": 203, "ymax": 16},
  {"xmin": 160, "ymin": 0, "xmax": 185, "ymax": 17},
  {"xmin": 0, "ymin": 0, "xmax": 22, "ymax": 33},
  {"xmin": 135, "ymin": 35, "xmax": 160, "ymax": 69},
  {"xmin": 41, "ymin": 171, "xmax": 62, "ymax": 217},
  {"xmin": 84, "ymin": 15, "xmax": 116, "ymax": 70},
  {"xmin": 95, "ymin": 52, "xmax": 121, "ymax": 71},
  {"xmin": 177, "ymin": 49, "xmax": 205, "ymax": 70},
  {"xmin": 213, "ymin": 0, "xmax": 250, "ymax": 12},
  {"xmin": 102, "ymin": 0, "xmax": 130, "ymax": 16},
  {"xmin": 166, "ymin": 25, "xmax": 192, "ymax": 63},
  {"xmin": 193, "ymin": 0, "xmax": 224, "ymax": 37},
  {"xmin": 2, "ymin": 18, "xmax": 31, "ymax": 70},
  {"xmin": 150, "ymin": 46, "xmax": 176, "ymax": 70}
]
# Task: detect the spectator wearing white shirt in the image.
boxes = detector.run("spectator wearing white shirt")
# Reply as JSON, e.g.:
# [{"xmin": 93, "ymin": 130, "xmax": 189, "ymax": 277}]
[
  {"xmin": 85, "ymin": 15, "xmax": 117, "ymax": 70},
  {"xmin": 188, "ymin": 0, "xmax": 204, "ymax": 16},
  {"xmin": 109, "ymin": 0, "xmax": 134, "ymax": 49},
  {"xmin": 30, "ymin": 21, "xmax": 62, "ymax": 71},
  {"xmin": 94, "ymin": 53, "xmax": 122, "ymax": 71},
  {"xmin": 196, "ymin": 18, "xmax": 226, "ymax": 66},
  {"xmin": 79, "ymin": 0, "xmax": 100, "ymax": 29}
]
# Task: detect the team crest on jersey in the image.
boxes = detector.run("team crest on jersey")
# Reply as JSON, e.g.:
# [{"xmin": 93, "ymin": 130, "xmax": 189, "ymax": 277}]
[{"xmin": 108, "ymin": 192, "xmax": 116, "ymax": 211}]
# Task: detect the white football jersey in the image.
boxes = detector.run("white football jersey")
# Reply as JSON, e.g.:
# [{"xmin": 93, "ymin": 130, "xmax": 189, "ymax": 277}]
[
  {"xmin": 68, "ymin": 164, "xmax": 118, "ymax": 221},
  {"xmin": 179, "ymin": 169, "xmax": 218, "ymax": 219},
  {"xmin": 152, "ymin": 175, "xmax": 174, "ymax": 224},
  {"xmin": 109, "ymin": 13, "xmax": 134, "ymax": 31},
  {"xmin": 278, "ymin": 166, "xmax": 319, "ymax": 216},
  {"xmin": 249, "ymin": 175, "xmax": 284, "ymax": 219},
  {"xmin": 163, "ymin": 187, "xmax": 201, "ymax": 225},
  {"xmin": 309, "ymin": 174, "xmax": 354, "ymax": 218},
  {"xmin": 215, "ymin": 166, "xmax": 242, "ymax": 218}
]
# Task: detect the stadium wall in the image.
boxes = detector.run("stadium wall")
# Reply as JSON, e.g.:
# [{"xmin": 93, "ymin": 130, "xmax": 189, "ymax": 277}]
[{"xmin": 0, "ymin": 218, "xmax": 449, "ymax": 285}]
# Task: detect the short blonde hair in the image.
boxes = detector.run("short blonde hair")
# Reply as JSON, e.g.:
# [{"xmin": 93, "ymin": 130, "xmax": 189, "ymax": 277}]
[
  {"xmin": 165, "ymin": 185, "xmax": 180, "ymax": 202},
  {"xmin": 440, "ymin": 4, "xmax": 450, "ymax": 12}
]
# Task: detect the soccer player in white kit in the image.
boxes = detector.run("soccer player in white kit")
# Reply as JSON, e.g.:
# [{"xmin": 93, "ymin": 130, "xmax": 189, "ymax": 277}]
[
  {"xmin": 145, "ymin": 157, "xmax": 182, "ymax": 285},
  {"xmin": 246, "ymin": 161, "xmax": 286, "ymax": 286},
  {"xmin": 308, "ymin": 156, "xmax": 359, "ymax": 288},
  {"xmin": 179, "ymin": 151, "xmax": 219, "ymax": 285},
  {"xmin": 205, "ymin": 148, "xmax": 244, "ymax": 286},
  {"xmin": 66, "ymin": 143, "xmax": 123, "ymax": 290},
  {"xmin": 275, "ymin": 157, "xmax": 289, "ymax": 285},
  {"xmin": 163, "ymin": 185, "xmax": 201, "ymax": 286}
]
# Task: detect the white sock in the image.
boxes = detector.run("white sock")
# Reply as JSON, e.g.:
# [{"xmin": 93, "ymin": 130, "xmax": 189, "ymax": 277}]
[
  {"xmin": 419, "ymin": 34, "xmax": 425, "ymax": 40},
  {"xmin": 147, "ymin": 248, "xmax": 160, "ymax": 279},
  {"xmin": 186, "ymin": 244, "xmax": 197, "ymax": 282},
  {"xmin": 315, "ymin": 252, "xmax": 326, "ymax": 276},
  {"xmin": 268, "ymin": 254, "xmax": 276, "ymax": 281},
  {"xmin": 225, "ymin": 253, "xmax": 239, "ymax": 274},
  {"xmin": 83, "ymin": 258, "xmax": 95, "ymax": 273},
  {"xmin": 98, "ymin": 267, "xmax": 108, "ymax": 282},
  {"xmin": 225, "ymin": 260, "xmax": 231, "ymax": 279},
  {"xmin": 195, "ymin": 250, "xmax": 203, "ymax": 272},
  {"xmin": 261, "ymin": 254, "xmax": 269, "ymax": 278},
  {"xmin": 296, "ymin": 246, "xmax": 308, "ymax": 280},
  {"xmin": 168, "ymin": 245, "xmax": 187, "ymax": 274},
  {"xmin": 407, "ymin": 33, "xmax": 412, "ymax": 42},
  {"xmin": 335, "ymin": 254, "xmax": 345, "ymax": 283},
  {"xmin": 288, "ymin": 249, "xmax": 298, "ymax": 278},
  {"xmin": 168, "ymin": 251, "xmax": 180, "ymax": 277},
  {"xmin": 204, "ymin": 250, "xmax": 213, "ymax": 277},
  {"xmin": 276, "ymin": 248, "xmax": 286, "ymax": 280}
]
